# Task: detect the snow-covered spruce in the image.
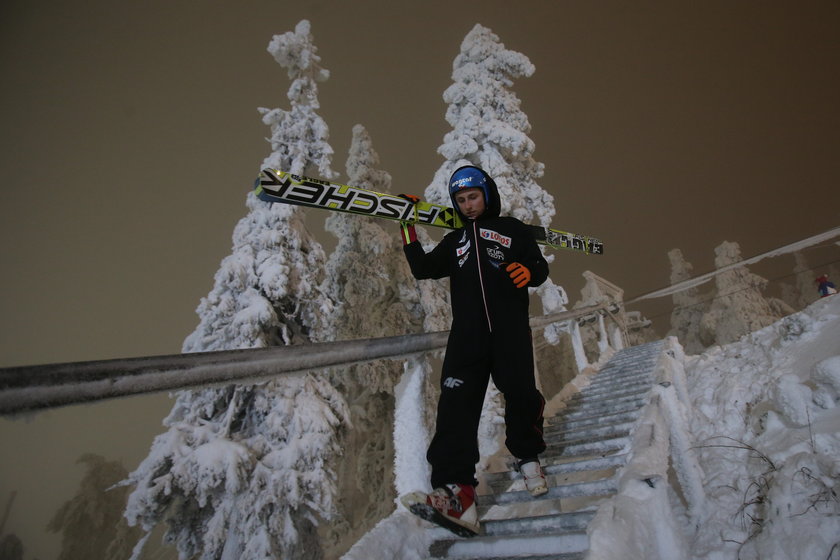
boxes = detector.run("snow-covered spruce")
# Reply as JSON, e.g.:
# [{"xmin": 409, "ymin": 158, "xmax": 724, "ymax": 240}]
[{"xmin": 125, "ymin": 20, "xmax": 351, "ymax": 560}]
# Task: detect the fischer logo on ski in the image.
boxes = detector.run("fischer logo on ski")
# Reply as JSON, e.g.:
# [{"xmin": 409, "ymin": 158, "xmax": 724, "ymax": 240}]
[
  {"xmin": 255, "ymin": 169, "xmax": 604, "ymax": 255},
  {"xmin": 259, "ymin": 169, "xmax": 416, "ymax": 221}
]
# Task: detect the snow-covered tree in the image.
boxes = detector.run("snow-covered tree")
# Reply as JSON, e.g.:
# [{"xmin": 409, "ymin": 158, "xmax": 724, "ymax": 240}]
[
  {"xmin": 425, "ymin": 24, "xmax": 553, "ymax": 225},
  {"xmin": 184, "ymin": 20, "xmax": 337, "ymax": 353},
  {"xmin": 700, "ymin": 241, "xmax": 787, "ymax": 346},
  {"xmin": 317, "ymin": 125, "xmax": 434, "ymax": 555},
  {"xmin": 780, "ymin": 251, "xmax": 820, "ymax": 311},
  {"xmin": 667, "ymin": 248, "xmax": 709, "ymax": 354},
  {"xmin": 260, "ymin": 19, "xmax": 336, "ymax": 181},
  {"xmin": 322, "ymin": 124, "xmax": 423, "ymax": 350},
  {"xmin": 47, "ymin": 454, "xmax": 141, "ymax": 560},
  {"xmin": 124, "ymin": 20, "xmax": 351, "ymax": 559}
]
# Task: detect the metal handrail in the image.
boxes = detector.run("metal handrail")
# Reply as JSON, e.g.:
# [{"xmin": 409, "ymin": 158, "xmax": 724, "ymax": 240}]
[{"xmin": 0, "ymin": 303, "xmax": 613, "ymax": 415}]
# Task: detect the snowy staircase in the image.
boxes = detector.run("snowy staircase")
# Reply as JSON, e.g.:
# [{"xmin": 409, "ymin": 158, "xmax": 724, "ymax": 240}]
[{"xmin": 426, "ymin": 340, "xmax": 666, "ymax": 559}]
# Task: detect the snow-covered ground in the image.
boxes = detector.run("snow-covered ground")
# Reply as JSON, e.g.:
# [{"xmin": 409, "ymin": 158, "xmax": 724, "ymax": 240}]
[
  {"xmin": 344, "ymin": 295, "xmax": 840, "ymax": 560},
  {"xmin": 685, "ymin": 294, "xmax": 840, "ymax": 560}
]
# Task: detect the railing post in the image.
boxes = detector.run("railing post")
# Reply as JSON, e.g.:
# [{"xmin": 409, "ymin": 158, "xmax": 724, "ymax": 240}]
[
  {"xmin": 653, "ymin": 338, "xmax": 707, "ymax": 528},
  {"xmin": 392, "ymin": 357, "xmax": 431, "ymax": 499}
]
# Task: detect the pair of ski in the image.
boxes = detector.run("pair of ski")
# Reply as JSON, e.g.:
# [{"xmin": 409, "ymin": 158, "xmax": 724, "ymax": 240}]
[{"xmin": 255, "ymin": 169, "xmax": 603, "ymax": 255}]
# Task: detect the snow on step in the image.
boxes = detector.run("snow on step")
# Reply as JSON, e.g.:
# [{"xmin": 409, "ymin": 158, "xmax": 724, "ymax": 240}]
[
  {"xmin": 566, "ymin": 381, "xmax": 650, "ymax": 401},
  {"xmin": 484, "ymin": 453, "xmax": 628, "ymax": 487},
  {"xmin": 558, "ymin": 397, "xmax": 645, "ymax": 421},
  {"xmin": 479, "ymin": 477, "xmax": 618, "ymax": 508},
  {"xmin": 544, "ymin": 419, "xmax": 635, "ymax": 443},
  {"xmin": 482, "ymin": 510, "xmax": 595, "ymax": 536},
  {"xmin": 545, "ymin": 408, "xmax": 642, "ymax": 433},
  {"xmin": 429, "ymin": 530, "xmax": 588, "ymax": 559},
  {"xmin": 544, "ymin": 434, "xmax": 629, "ymax": 460},
  {"xmin": 562, "ymin": 393, "xmax": 647, "ymax": 413},
  {"xmin": 545, "ymin": 428, "xmax": 630, "ymax": 452}
]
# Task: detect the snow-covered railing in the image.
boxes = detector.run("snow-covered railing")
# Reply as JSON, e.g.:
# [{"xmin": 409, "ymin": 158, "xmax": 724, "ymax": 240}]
[
  {"xmin": 587, "ymin": 337, "xmax": 706, "ymax": 560},
  {"xmin": 653, "ymin": 339, "xmax": 706, "ymax": 526},
  {"xmin": 0, "ymin": 304, "xmax": 610, "ymax": 415},
  {"xmin": 572, "ymin": 271, "xmax": 629, "ymax": 361},
  {"xmin": 0, "ymin": 331, "xmax": 445, "ymax": 415}
]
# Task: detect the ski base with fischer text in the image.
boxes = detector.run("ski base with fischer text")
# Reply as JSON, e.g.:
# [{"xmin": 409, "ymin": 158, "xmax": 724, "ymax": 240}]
[{"xmin": 255, "ymin": 169, "xmax": 603, "ymax": 255}]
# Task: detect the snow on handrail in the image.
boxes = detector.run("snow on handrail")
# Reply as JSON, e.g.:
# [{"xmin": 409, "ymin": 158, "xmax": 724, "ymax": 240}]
[
  {"xmin": 0, "ymin": 304, "xmax": 611, "ymax": 415},
  {"xmin": 628, "ymin": 226, "xmax": 840, "ymax": 303},
  {"xmin": 587, "ymin": 338, "xmax": 705, "ymax": 558},
  {"xmin": 653, "ymin": 339, "xmax": 707, "ymax": 527}
]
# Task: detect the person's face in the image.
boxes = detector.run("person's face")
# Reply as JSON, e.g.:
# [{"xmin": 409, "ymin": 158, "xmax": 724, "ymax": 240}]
[{"xmin": 454, "ymin": 188, "xmax": 486, "ymax": 220}]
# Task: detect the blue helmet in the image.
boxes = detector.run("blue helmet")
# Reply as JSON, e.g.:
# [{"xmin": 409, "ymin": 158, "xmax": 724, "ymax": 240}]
[
  {"xmin": 447, "ymin": 165, "xmax": 500, "ymax": 220},
  {"xmin": 449, "ymin": 166, "xmax": 490, "ymax": 203}
]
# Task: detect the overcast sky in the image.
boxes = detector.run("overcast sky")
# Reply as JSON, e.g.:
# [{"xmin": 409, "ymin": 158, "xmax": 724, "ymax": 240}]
[
  {"xmin": 1, "ymin": 2, "xmax": 839, "ymax": 555},
  {"xmin": 2, "ymin": 0, "xmax": 839, "ymax": 367}
]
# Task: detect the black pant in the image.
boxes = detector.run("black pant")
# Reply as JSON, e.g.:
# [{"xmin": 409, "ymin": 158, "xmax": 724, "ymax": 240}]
[{"xmin": 427, "ymin": 324, "xmax": 546, "ymax": 488}]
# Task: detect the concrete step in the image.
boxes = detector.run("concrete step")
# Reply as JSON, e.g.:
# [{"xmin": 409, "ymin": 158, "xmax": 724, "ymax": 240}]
[
  {"xmin": 559, "ymin": 396, "xmax": 646, "ymax": 420},
  {"xmin": 484, "ymin": 453, "xmax": 629, "ymax": 486},
  {"xmin": 545, "ymin": 409, "xmax": 641, "ymax": 435},
  {"xmin": 429, "ymin": 530, "xmax": 588, "ymax": 559},
  {"xmin": 580, "ymin": 365, "xmax": 654, "ymax": 383},
  {"xmin": 561, "ymin": 391, "xmax": 648, "ymax": 414},
  {"xmin": 478, "ymin": 477, "xmax": 618, "ymax": 509},
  {"xmin": 544, "ymin": 432, "xmax": 630, "ymax": 460},
  {"xmin": 482, "ymin": 510, "xmax": 596, "ymax": 536},
  {"xmin": 544, "ymin": 419, "xmax": 635, "ymax": 445},
  {"xmin": 548, "ymin": 402, "xmax": 643, "ymax": 427},
  {"xmin": 567, "ymin": 380, "xmax": 651, "ymax": 401}
]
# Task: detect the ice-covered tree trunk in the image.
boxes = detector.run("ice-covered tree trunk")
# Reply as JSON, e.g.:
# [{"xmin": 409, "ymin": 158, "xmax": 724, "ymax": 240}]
[
  {"xmin": 666, "ymin": 248, "xmax": 709, "ymax": 354},
  {"xmin": 700, "ymin": 241, "xmax": 783, "ymax": 346},
  {"xmin": 124, "ymin": 21, "xmax": 350, "ymax": 560}
]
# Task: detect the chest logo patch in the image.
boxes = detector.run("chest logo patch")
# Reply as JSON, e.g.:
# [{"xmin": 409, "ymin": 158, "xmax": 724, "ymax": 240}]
[{"xmin": 480, "ymin": 228, "xmax": 511, "ymax": 248}]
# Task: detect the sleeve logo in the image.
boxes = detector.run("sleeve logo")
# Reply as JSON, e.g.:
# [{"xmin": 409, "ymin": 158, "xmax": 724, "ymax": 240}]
[{"xmin": 456, "ymin": 240, "xmax": 471, "ymax": 257}]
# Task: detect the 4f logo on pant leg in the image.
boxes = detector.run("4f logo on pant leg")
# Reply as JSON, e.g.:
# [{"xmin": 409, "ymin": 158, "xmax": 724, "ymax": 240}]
[{"xmin": 443, "ymin": 377, "xmax": 464, "ymax": 389}]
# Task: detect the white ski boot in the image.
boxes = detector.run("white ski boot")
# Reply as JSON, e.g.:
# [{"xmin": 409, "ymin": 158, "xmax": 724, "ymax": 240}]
[{"xmin": 519, "ymin": 459, "xmax": 549, "ymax": 497}]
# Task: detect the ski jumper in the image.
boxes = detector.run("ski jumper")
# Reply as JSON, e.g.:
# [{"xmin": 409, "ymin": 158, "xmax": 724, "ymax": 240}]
[
  {"xmin": 816, "ymin": 275, "xmax": 837, "ymax": 297},
  {"xmin": 402, "ymin": 166, "xmax": 549, "ymax": 489}
]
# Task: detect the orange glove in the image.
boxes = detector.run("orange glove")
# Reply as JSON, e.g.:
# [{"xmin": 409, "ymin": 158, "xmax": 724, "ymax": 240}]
[
  {"xmin": 506, "ymin": 262, "xmax": 531, "ymax": 288},
  {"xmin": 398, "ymin": 193, "xmax": 421, "ymax": 205}
]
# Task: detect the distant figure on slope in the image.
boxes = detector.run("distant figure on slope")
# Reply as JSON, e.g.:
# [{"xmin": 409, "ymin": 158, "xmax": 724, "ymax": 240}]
[
  {"xmin": 398, "ymin": 165, "xmax": 550, "ymax": 537},
  {"xmin": 816, "ymin": 274, "xmax": 837, "ymax": 298}
]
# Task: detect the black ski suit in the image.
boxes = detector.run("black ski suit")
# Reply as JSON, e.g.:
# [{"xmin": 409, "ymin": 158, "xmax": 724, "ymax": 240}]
[{"xmin": 403, "ymin": 184, "xmax": 549, "ymax": 489}]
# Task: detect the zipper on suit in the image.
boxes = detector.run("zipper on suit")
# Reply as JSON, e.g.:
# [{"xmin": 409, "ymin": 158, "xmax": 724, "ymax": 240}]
[{"xmin": 472, "ymin": 221, "xmax": 493, "ymax": 333}]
